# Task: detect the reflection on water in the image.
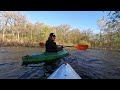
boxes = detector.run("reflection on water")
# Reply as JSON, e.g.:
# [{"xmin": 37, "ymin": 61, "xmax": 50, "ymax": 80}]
[{"xmin": 0, "ymin": 47, "xmax": 120, "ymax": 79}]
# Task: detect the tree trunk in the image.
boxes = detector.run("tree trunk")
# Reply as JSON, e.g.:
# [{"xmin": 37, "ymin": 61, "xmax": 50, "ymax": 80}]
[
  {"xmin": 12, "ymin": 29, "xmax": 15, "ymax": 36},
  {"xmin": 31, "ymin": 30, "xmax": 33, "ymax": 40},
  {"xmin": 17, "ymin": 32, "xmax": 20, "ymax": 41},
  {"xmin": 62, "ymin": 34, "xmax": 65, "ymax": 46},
  {"xmin": 2, "ymin": 29, "xmax": 5, "ymax": 40},
  {"xmin": 21, "ymin": 32, "xmax": 23, "ymax": 38}
]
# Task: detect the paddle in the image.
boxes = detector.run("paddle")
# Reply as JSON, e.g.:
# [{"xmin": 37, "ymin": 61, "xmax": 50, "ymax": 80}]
[
  {"xmin": 74, "ymin": 45, "xmax": 89, "ymax": 50},
  {"xmin": 57, "ymin": 45, "xmax": 73, "ymax": 47},
  {"xmin": 39, "ymin": 42, "xmax": 88, "ymax": 50},
  {"xmin": 39, "ymin": 42, "xmax": 45, "ymax": 46},
  {"xmin": 57, "ymin": 45, "xmax": 89, "ymax": 50}
]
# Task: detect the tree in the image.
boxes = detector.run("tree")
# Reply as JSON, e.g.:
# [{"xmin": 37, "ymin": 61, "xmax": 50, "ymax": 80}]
[
  {"xmin": 25, "ymin": 22, "xmax": 34, "ymax": 40},
  {"xmin": 0, "ymin": 11, "xmax": 27, "ymax": 41},
  {"xmin": 96, "ymin": 11, "xmax": 120, "ymax": 49},
  {"xmin": 55, "ymin": 24, "xmax": 71, "ymax": 44}
]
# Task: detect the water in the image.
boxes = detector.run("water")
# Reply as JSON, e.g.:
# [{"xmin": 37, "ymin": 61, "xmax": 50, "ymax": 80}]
[
  {"xmin": 66, "ymin": 49, "xmax": 120, "ymax": 79},
  {"xmin": 0, "ymin": 47, "xmax": 45, "ymax": 63},
  {"xmin": 0, "ymin": 47, "xmax": 120, "ymax": 79}
]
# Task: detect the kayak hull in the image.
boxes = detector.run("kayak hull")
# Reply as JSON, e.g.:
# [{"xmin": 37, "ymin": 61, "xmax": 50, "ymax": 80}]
[
  {"xmin": 22, "ymin": 50, "xmax": 69, "ymax": 65},
  {"xmin": 47, "ymin": 63, "xmax": 82, "ymax": 79}
]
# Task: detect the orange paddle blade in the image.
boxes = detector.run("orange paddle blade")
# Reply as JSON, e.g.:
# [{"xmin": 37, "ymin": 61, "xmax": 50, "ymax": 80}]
[
  {"xmin": 39, "ymin": 42, "xmax": 45, "ymax": 46},
  {"xmin": 74, "ymin": 45, "xmax": 89, "ymax": 50}
]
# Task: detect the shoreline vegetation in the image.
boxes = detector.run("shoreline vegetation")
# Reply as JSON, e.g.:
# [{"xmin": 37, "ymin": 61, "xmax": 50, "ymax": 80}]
[
  {"xmin": 0, "ymin": 38, "xmax": 38, "ymax": 47},
  {"xmin": 0, "ymin": 38, "xmax": 120, "ymax": 52},
  {"xmin": 0, "ymin": 11, "xmax": 120, "ymax": 51}
]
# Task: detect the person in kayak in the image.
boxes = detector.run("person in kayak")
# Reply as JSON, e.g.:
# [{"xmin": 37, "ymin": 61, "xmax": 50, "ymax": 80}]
[{"xmin": 45, "ymin": 33, "xmax": 63, "ymax": 52}]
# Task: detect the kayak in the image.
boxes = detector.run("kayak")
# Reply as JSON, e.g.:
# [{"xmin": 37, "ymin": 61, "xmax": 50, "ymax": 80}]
[
  {"xmin": 47, "ymin": 63, "xmax": 82, "ymax": 79},
  {"xmin": 22, "ymin": 50, "xmax": 69, "ymax": 65}
]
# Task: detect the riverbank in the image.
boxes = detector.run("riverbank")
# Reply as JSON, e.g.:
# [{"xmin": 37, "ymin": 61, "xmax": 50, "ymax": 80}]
[
  {"xmin": 0, "ymin": 38, "xmax": 74, "ymax": 47},
  {"xmin": 0, "ymin": 38, "xmax": 120, "ymax": 51}
]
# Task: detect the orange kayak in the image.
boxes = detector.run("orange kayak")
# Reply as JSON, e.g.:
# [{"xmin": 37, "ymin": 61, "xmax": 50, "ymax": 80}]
[{"xmin": 74, "ymin": 45, "xmax": 89, "ymax": 50}]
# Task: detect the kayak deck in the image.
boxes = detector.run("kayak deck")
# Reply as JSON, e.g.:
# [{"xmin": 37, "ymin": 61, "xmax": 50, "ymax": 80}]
[{"xmin": 47, "ymin": 63, "xmax": 82, "ymax": 79}]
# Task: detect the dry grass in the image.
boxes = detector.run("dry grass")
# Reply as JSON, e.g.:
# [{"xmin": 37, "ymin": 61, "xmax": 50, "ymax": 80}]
[{"xmin": 0, "ymin": 38, "xmax": 38, "ymax": 47}]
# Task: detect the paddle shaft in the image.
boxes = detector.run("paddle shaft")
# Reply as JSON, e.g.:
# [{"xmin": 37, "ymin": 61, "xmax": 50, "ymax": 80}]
[
  {"xmin": 57, "ymin": 45, "xmax": 74, "ymax": 47},
  {"xmin": 63, "ymin": 46, "xmax": 74, "ymax": 47}
]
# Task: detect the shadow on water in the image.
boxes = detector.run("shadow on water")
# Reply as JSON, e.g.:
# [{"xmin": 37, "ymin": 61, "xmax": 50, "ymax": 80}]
[{"xmin": 0, "ymin": 47, "xmax": 120, "ymax": 79}]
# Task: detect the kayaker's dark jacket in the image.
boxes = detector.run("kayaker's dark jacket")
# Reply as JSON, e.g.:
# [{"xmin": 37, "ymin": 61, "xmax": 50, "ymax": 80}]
[{"xmin": 45, "ymin": 39, "xmax": 63, "ymax": 52}]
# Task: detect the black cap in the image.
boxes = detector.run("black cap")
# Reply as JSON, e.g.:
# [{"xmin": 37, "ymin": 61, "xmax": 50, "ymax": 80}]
[{"xmin": 50, "ymin": 33, "xmax": 56, "ymax": 37}]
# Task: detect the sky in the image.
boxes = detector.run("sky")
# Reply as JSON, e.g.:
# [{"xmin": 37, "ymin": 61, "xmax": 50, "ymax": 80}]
[{"xmin": 23, "ymin": 11, "xmax": 109, "ymax": 34}]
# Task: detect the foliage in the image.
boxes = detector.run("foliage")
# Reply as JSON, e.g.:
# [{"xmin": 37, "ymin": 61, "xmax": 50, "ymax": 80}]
[
  {"xmin": 96, "ymin": 11, "xmax": 120, "ymax": 49},
  {"xmin": 0, "ymin": 11, "xmax": 120, "ymax": 50}
]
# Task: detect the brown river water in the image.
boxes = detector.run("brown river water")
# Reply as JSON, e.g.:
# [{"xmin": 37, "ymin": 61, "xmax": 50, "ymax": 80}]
[{"xmin": 0, "ymin": 47, "xmax": 120, "ymax": 79}]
